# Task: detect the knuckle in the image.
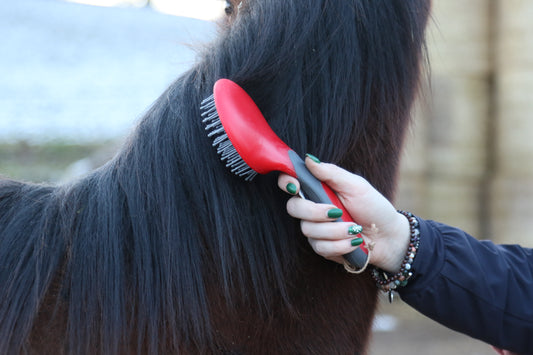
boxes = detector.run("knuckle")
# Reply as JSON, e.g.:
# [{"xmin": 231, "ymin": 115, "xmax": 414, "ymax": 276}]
[
  {"xmin": 300, "ymin": 221, "xmax": 313, "ymax": 236},
  {"xmin": 312, "ymin": 242, "xmax": 326, "ymax": 256},
  {"xmin": 286, "ymin": 197, "xmax": 300, "ymax": 215},
  {"xmin": 313, "ymin": 241, "xmax": 332, "ymax": 257}
]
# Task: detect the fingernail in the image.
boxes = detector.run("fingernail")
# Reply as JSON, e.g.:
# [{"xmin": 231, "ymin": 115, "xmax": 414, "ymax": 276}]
[
  {"xmin": 306, "ymin": 153, "xmax": 321, "ymax": 164},
  {"xmin": 286, "ymin": 182, "xmax": 297, "ymax": 195},
  {"xmin": 348, "ymin": 224, "xmax": 363, "ymax": 235},
  {"xmin": 351, "ymin": 237, "xmax": 363, "ymax": 247},
  {"xmin": 327, "ymin": 208, "xmax": 343, "ymax": 219}
]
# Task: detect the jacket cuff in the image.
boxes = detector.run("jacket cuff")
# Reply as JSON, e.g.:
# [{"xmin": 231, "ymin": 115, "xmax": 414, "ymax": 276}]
[{"xmin": 399, "ymin": 217, "xmax": 446, "ymax": 295}]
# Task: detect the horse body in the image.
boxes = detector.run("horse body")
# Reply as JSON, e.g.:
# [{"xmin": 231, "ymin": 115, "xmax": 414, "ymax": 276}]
[{"xmin": 0, "ymin": 1, "xmax": 430, "ymax": 353}]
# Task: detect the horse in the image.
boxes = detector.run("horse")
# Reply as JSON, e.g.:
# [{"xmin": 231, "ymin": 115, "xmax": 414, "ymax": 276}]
[{"xmin": 0, "ymin": 0, "xmax": 430, "ymax": 353}]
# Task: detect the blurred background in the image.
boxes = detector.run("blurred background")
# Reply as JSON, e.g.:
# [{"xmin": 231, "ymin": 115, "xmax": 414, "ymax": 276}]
[
  {"xmin": 398, "ymin": 0, "xmax": 533, "ymax": 250},
  {"xmin": 1, "ymin": 0, "xmax": 531, "ymax": 353}
]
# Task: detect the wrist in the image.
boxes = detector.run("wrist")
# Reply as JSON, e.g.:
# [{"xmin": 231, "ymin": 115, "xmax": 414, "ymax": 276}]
[
  {"xmin": 371, "ymin": 211, "xmax": 421, "ymax": 297},
  {"xmin": 379, "ymin": 212, "xmax": 411, "ymax": 273}
]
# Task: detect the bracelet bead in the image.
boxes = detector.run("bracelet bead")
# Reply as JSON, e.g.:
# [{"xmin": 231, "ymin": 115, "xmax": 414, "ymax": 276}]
[{"xmin": 371, "ymin": 211, "xmax": 420, "ymax": 300}]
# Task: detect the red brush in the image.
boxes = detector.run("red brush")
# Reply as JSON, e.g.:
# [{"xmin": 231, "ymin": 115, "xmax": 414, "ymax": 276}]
[{"xmin": 201, "ymin": 79, "xmax": 368, "ymax": 269}]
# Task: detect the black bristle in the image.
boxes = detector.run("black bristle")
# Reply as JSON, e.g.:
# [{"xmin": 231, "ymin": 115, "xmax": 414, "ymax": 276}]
[{"xmin": 200, "ymin": 95, "xmax": 258, "ymax": 181}]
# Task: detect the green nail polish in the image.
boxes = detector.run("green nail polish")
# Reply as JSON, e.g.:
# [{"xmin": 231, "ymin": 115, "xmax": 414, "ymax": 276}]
[
  {"xmin": 351, "ymin": 237, "xmax": 363, "ymax": 247},
  {"xmin": 286, "ymin": 182, "xmax": 297, "ymax": 195},
  {"xmin": 327, "ymin": 208, "xmax": 343, "ymax": 219},
  {"xmin": 306, "ymin": 153, "xmax": 321, "ymax": 164},
  {"xmin": 348, "ymin": 224, "xmax": 363, "ymax": 235}
]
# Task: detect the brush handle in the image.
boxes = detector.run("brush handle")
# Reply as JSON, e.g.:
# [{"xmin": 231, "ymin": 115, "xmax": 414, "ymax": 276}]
[{"xmin": 288, "ymin": 151, "xmax": 369, "ymax": 269}]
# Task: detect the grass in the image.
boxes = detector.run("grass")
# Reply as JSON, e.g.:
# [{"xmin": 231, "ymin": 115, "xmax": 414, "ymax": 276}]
[{"xmin": 0, "ymin": 140, "xmax": 117, "ymax": 183}]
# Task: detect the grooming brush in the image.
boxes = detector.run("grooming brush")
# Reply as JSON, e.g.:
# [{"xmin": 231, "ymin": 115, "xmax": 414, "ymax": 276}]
[{"xmin": 201, "ymin": 79, "xmax": 368, "ymax": 269}]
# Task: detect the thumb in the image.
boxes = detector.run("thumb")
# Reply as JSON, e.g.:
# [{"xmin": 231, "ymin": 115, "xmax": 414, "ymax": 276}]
[{"xmin": 304, "ymin": 154, "xmax": 367, "ymax": 196}]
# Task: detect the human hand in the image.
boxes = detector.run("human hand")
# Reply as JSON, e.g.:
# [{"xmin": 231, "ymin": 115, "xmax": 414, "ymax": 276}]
[{"xmin": 278, "ymin": 155, "xmax": 411, "ymax": 273}]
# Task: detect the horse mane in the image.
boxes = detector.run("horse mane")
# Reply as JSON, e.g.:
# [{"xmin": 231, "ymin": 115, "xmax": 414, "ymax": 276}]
[{"xmin": 0, "ymin": 0, "xmax": 430, "ymax": 353}]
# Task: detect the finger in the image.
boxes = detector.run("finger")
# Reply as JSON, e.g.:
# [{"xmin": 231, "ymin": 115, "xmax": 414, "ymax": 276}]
[
  {"xmin": 277, "ymin": 173, "xmax": 300, "ymax": 195},
  {"xmin": 300, "ymin": 220, "xmax": 362, "ymax": 241},
  {"xmin": 304, "ymin": 155, "xmax": 370, "ymax": 196},
  {"xmin": 308, "ymin": 237, "xmax": 361, "ymax": 260},
  {"xmin": 286, "ymin": 196, "xmax": 338, "ymax": 221}
]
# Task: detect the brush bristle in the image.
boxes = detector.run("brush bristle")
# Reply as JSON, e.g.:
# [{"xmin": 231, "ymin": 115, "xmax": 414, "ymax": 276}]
[{"xmin": 201, "ymin": 95, "xmax": 258, "ymax": 181}]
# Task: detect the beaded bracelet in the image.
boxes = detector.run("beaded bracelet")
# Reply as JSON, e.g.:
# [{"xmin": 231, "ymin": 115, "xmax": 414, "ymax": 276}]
[{"xmin": 371, "ymin": 210, "xmax": 420, "ymax": 302}]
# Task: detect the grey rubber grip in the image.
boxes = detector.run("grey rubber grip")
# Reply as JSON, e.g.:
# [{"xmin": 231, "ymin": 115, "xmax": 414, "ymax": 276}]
[{"xmin": 288, "ymin": 150, "xmax": 368, "ymax": 268}]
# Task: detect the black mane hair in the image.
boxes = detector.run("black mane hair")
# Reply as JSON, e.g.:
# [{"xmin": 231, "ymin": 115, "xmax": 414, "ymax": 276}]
[{"xmin": 0, "ymin": 0, "xmax": 430, "ymax": 353}]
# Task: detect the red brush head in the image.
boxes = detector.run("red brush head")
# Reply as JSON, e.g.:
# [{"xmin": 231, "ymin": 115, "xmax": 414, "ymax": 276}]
[
  {"xmin": 204, "ymin": 79, "xmax": 369, "ymax": 260},
  {"xmin": 212, "ymin": 79, "xmax": 297, "ymax": 177}
]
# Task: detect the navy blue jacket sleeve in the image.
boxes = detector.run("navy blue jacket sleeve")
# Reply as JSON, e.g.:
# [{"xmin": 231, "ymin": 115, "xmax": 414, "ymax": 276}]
[{"xmin": 398, "ymin": 218, "xmax": 533, "ymax": 354}]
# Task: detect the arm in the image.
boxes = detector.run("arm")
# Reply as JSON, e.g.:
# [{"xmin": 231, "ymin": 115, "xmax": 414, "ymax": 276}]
[
  {"xmin": 400, "ymin": 218, "xmax": 533, "ymax": 353},
  {"xmin": 278, "ymin": 156, "xmax": 533, "ymax": 354}
]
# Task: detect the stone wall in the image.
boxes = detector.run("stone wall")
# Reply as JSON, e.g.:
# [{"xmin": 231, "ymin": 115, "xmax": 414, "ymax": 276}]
[{"xmin": 397, "ymin": 0, "xmax": 533, "ymax": 246}]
